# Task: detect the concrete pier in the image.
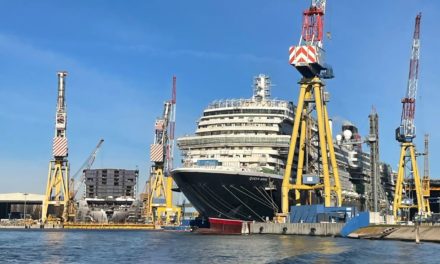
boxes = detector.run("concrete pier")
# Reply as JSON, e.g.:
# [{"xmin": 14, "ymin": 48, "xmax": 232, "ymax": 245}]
[
  {"xmin": 0, "ymin": 223, "xmax": 156, "ymax": 230},
  {"xmin": 63, "ymin": 223, "xmax": 156, "ymax": 230},
  {"xmin": 249, "ymin": 222, "xmax": 344, "ymax": 236},
  {"xmin": 349, "ymin": 225, "xmax": 440, "ymax": 243}
]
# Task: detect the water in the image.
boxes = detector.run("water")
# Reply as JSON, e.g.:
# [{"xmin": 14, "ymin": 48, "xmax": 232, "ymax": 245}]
[{"xmin": 0, "ymin": 230, "xmax": 439, "ymax": 263}]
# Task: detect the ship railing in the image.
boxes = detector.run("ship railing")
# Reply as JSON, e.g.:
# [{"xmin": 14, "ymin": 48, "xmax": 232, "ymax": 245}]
[
  {"xmin": 206, "ymin": 99, "xmax": 293, "ymax": 110},
  {"xmin": 181, "ymin": 164, "xmax": 281, "ymax": 174},
  {"xmin": 177, "ymin": 136, "xmax": 291, "ymax": 148},
  {"xmin": 195, "ymin": 126, "xmax": 280, "ymax": 133},
  {"xmin": 197, "ymin": 118, "xmax": 283, "ymax": 127}
]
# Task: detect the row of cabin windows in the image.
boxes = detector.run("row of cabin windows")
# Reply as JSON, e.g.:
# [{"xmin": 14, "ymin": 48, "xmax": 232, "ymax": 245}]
[
  {"xmin": 199, "ymin": 131, "xmax": 273, "ymax": 136},
  {"xmin": 198, "ymin": 154, "xmax": 269, "ymax": 158},
  {"xmin": 198, "ymin": 123, "xmax": 276, "ymax": 129},
  {"xmin": 201, "ymin": 116, "xmax": 278, "ymax": 121},
  {"xmin": 195, "ymin": 146, "xmax": 270, "ymax": 151},
  {"xmin": 203, "ymin": 109, "xmax": 287, "ymax": 116},
  {"xmin": 200, "ymin": 116, "xmax": 279, "ymax": 123},
  {"xmin": 201, "ymin": 146, "xmax": 253, "ymax": 150},
  {"xmin": 220, "ymin": 123, "xmax": 274, "ymax": 127}
]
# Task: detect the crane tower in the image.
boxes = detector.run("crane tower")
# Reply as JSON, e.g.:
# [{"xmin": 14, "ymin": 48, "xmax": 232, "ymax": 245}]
[
  {"xmin": 393, "ymin": 13, "xmax": 430, "ymax": 220},
  {"xmin": 42, "ymin": 71, "xmax": 70, "ymax": 223},
  {"xmin": 279, "ymin": 0, "xmax": 341, "ymax": 220},
  {"xmin": 144, "ymin": 76, "xmax": 181, "ymax": 225}
]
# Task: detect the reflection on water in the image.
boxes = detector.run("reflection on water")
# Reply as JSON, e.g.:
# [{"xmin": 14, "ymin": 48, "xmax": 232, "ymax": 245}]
[
  {"xmin": 42, "ymin": 230, "xmax": 66, "ymax": 246},
  {"xmin": 0, "ymin": 230, "xmax": 439, "ymax": 264},
  {"xmin": 41, "ymin": 231, "xmax": 67, "ymax": 264},
  {"xmin": 316, "ymin": 240, "xmax": 349, "ymax": 255}
]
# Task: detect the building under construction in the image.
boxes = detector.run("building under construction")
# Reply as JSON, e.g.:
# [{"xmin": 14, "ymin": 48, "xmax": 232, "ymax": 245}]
[
  {"xmin": 75, "ymin": 169, "xmax": 142, "ymax": 223},
  {"xmin": 84, "ymin": 169, "xmax": 137, "ymax": 199}
]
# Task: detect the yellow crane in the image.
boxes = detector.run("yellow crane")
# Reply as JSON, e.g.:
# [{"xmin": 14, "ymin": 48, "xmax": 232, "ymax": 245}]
[
  {"xmin": 277, "ymin": 0, "xmax": 341, "ymax": 222},
  {"xmin": 42, "ymin": 71, "xmax": 70, "ymax": 223},
  {"xmin": 393, "ymin": 13, "xmax": 429, "ymax": 220},
  {"xmin": 143, "ymin": 76, "xmax": 181, "ymax": 226}
]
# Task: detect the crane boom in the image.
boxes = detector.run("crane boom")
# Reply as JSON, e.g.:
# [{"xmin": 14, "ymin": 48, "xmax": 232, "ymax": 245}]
[
  {"xmin": 301, "ymin": 0, "xmax": 326, "ymax": 47},
  {"xmin": 290, "ymin": 0, "xmax": 333, "ymax": 79},
  {"xmin": 71, "ymin": 139, "xmax": 104, "ymax": 199},
  {"xmin": 397, "ymin": 13, "xmax": 421, "ymax": 142},
  {"xmin": 151, "ymin": 76, "xmax": 176, "ymax": 175},
  {"xmin": 168, "ymin": 76, "xmax": 176, "ymax": 175}
]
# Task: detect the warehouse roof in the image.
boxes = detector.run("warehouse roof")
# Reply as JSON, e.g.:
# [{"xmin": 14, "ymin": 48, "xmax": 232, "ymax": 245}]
[{"xmin": 0, "ymin": 193, "xmax": 44, "ymax": 202}]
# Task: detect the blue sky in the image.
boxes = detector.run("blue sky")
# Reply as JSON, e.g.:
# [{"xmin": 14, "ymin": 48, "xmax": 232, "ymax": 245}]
[{"xmin": 0, "ymin": 0, "xmax": 439, "ymax": 194}]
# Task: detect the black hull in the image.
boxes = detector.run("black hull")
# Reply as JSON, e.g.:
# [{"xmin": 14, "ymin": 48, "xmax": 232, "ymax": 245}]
[{"xmin": 172, "ymin": 169, "xmax": 282, "ymax": 221}]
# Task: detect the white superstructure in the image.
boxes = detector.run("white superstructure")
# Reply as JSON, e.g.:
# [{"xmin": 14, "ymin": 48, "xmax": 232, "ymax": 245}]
[
  {"xmin": 178, "ymin": 74, "xmax": 293, "ymax": 174},
  {"xmin": 177, "ymin": 74, "xmax": 387, "ymax": 207}
]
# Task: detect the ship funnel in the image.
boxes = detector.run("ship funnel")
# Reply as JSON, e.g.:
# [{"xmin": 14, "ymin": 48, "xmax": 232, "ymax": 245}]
[{"xmin": 253, "ymin": 74, "xmax": 271, "ymax": 101}]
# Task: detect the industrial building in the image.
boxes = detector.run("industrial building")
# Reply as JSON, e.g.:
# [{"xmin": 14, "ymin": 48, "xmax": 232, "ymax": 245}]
[
  {"xmin": 85, "ymin": 169, "xmax": 138, "ymax": 199},
  {"xmin": 0, "ymin": 193, "xmax": 44, "ymax": 220}
]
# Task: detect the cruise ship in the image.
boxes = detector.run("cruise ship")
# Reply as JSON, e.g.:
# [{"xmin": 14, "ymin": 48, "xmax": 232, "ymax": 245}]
[{"xmin": 172, "ymin": 74, "xmax": 390, "ymax": 221}]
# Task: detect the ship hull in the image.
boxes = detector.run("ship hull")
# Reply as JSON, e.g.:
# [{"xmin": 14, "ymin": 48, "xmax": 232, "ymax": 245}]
[{"xmin": 172, "ymin": 168, "xmax": 283, "ymax": 221}]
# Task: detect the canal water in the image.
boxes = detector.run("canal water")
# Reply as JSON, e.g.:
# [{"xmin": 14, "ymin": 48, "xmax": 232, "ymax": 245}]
[{"xmin": 0, "ymin": 230, "xmax": 439, "ymax": 263}]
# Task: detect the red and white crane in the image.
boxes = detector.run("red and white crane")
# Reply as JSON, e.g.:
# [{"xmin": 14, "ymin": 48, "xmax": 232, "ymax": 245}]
[
  {"xmin": 396, "ymin": 13, "xmax": 421, "ymax": 143},
  {"xmin": 393, "ymin": 13, "xmax": 429, "ymax": 220},
  {"xmin": 289, "ymin": 0, "xmax": 333, "ymax": 79}
]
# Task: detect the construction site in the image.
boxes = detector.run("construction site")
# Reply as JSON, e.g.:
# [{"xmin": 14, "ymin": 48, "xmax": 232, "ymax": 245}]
[
  {"xmin": 9, "ymin": 73, "xmax": 190, "ymax": 230},
  {"xmin": 0, "ymin": 1, "xmax": 439, "ymax": 246}
]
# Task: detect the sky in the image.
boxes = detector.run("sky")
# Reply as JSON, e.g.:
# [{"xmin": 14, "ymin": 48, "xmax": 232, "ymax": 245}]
[{"xmin": 0, "ymin": 0, "xmax": 439, "ymax": 194}]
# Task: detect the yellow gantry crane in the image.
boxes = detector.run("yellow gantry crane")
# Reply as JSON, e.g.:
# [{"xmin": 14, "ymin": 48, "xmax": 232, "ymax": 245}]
[
  {"xmin": 393, "ymin": 13, "xmax": 430, "ymax": 220},
  {"xmin": 42, "ymin": 71, "xmax": 70, "ymax": 223},
  {"xmin": 278, "ymin": 0, "xmax": 341, "ymax": 221},
  {"xmin": 144, "ymin": 76, "xmax": 181, "ymax": 225}
]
